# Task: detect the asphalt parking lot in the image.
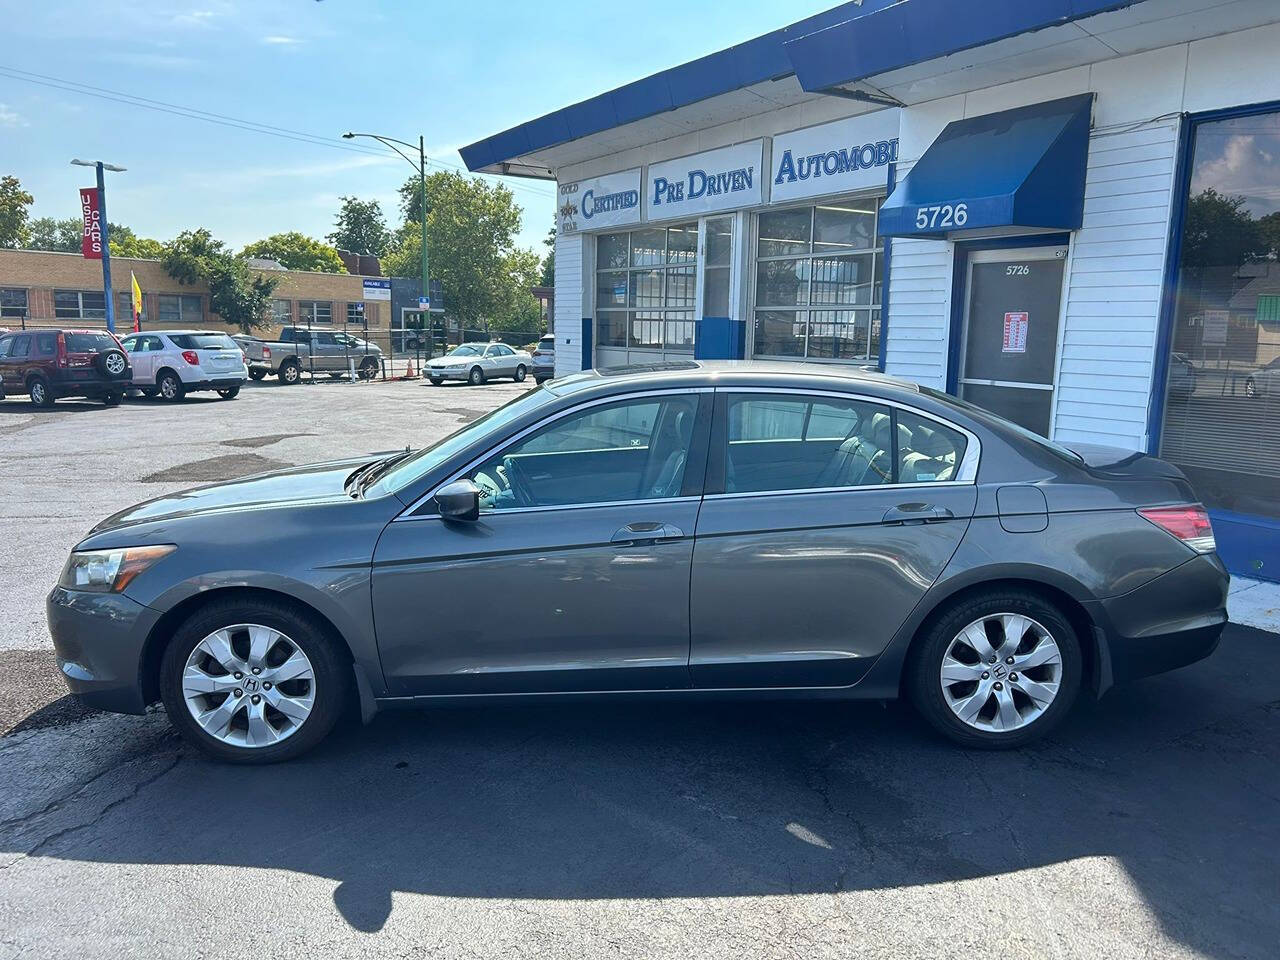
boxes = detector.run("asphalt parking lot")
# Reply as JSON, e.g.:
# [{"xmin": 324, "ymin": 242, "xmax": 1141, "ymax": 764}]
[{"xmin": 1, "ymin": 376, "xmax": 1278, "ymax": 959}]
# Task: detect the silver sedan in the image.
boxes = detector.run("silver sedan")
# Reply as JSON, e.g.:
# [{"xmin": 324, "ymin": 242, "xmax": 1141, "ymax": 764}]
[{"xmin": 425, "ymin": 343, "xmax": 532, "ymax": 386}]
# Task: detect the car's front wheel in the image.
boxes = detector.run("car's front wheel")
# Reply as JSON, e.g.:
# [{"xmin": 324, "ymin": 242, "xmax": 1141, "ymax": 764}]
[
  {"xmin": 217, "ymin": 386, "xmax": 240, "ymax": 400},
  {"xmin": 468, "ymin": 366, "xmax": 485, "ymax": 386},
  {"xmin": 159, "ymin": 598, "xmax": 349, "ymax": 764},
  {"xmin": 908, "ymin": 589, "xmax": 1081, "ymax": 749},
  {"xmin": 158, "ymin": 372, "xmax": 185, "ymax": 402},
  {"xmin": 28, "ymin": 377, "xmax": 54, "ymax": 408},
  {"xmin": 358, "ymin": 357, "xmax": 380, "ymax": 380}
]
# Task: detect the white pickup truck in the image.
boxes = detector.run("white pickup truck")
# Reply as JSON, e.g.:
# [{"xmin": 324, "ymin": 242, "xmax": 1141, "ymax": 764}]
[{"xmin": 235, "ymin": 327, "xmax": 384, "ymax": 384}]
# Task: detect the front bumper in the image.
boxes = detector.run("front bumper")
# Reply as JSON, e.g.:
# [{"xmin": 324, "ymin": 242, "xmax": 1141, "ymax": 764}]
[
  {"xmin": 47, "ymin": 586, "xmax": 159, "ymax": 715},
  {"xmin": 425, "ymin": 367, "xmax": 470, "ymax": 381},
  {"xmin": 1089, "ymin": 552, "xmax": 1230, "ymax": 686}
]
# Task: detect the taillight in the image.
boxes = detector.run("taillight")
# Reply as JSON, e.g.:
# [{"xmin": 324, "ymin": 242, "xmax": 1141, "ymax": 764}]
[
  {"xmin": 262, "ymin": 346, "xmax": 272, "ymax": 359},
  {"xmin": 55, "ymin": 332, "xmax": 68, "ymax": 368},
  {"xmin": 1138, "ymin": 504, "xmax": 1216, "ymax": 553},
  {"xmin": 181, "ymin": 350, "xmax": 199, "ymax": 366}
]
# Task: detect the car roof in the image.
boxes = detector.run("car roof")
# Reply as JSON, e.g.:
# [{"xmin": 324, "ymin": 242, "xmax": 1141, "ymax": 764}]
[{"xmin": 544, "ymin": 360, "xmax": 918, "ymax": 398}]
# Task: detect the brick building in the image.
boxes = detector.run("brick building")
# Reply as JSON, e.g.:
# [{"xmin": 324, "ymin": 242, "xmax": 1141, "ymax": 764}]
[{"xmin": 0, "ymin": 249, "xmax": 390, "ymax": 336}]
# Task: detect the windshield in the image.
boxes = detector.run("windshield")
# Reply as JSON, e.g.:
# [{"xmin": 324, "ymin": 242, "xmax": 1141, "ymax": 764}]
[
  {"xmin": 920, "ymin": 387, "xmax": 1083, "ymax": 463},
  {"xmin": 169, "ymin": 333, "xmax": 238, "ymax": 350},
  {"xmin": 64, "ymin": 332, "xmax": 118, "ymax": 352},
  {"xmin": 449, "ymin": 344, "xmax": 484, "ymax": 357},
  {"xmin": 363, "ymin": 386, "xmax": 557, "ymax": 497}
]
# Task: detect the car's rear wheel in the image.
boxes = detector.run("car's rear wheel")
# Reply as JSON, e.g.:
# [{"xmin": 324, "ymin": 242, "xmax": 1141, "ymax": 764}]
[
  {"xmin": 908, "ymin": 589, "xmax": 1081, "ymax": 749},
  {"xmin": 468, "ymin": 366, "xmax": 485, "ymax": 386},
  {"xmin": 279, "ymin": 360, "xmax": 301, "ymax": 385},
  {"xmin": 159, "ymin": 598, "xmax": 349, "ymax": 764},
  {"xmin": 514, "ymin": 364, "xmax": 527, "ymax": 382},
  {"xmin": 28, "ymin": 377, "xmax": 54, "ymax": 408},
  {"xmin": 248, "ymin": 369, "xmax": 266, "ymax": 381},
  {"xmin": 158, "ymin": 371, "xmax": 185, "ymax": 402},
  {"xmin": 358, "ymin": 357, "xmax": 380, "ymax": 380},
  {"xmin": 103, "ymin": 391, "xmax": 122, "ymax": 406}
]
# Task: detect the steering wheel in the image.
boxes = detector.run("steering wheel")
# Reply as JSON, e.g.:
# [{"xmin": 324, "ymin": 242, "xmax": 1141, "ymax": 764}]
[{"xmin": 501, "ymin": 455, "xmax": 536, "ymax": 507}]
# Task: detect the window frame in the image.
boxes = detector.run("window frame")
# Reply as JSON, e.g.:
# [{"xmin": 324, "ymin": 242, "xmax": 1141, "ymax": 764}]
[
  {"xmin": 156, "ymin": 293, "xmax": 203, "ymax": 325},
  {"xmin": 750, "ymin": 195, "xmax": 886, "ymax": 363},
  {"xmin": 298, "ymin": 300, "xmax": 333, "ymax": 325},
  {"xmin": 399, "ymin": 388, "xmax": 715, "ymax": 519},
  {"xmin": 594, "ymin": 222, "xmax": 699, "ymax": 355},
  {"xmin": 0, "ymin": 287, "xmax": 28, "ymax": 320},
  {"xmin": 705, "ymin": 387, "xmax": 981, "ymax": 498},
  {"xmin": 53, "ymin": 289, "xmax": 106, "ymax": 321}
]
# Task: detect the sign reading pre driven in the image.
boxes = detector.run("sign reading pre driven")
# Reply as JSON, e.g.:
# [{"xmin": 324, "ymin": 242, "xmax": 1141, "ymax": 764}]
[{"xmin": 646, "ymin": 140, "xmax": 764, "ymax": 221}]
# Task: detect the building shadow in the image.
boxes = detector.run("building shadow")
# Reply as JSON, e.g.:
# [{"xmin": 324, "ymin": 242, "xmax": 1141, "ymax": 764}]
[{"xmin": 3, "ymin": 626, "xmax": 1277, "ymax": 956}]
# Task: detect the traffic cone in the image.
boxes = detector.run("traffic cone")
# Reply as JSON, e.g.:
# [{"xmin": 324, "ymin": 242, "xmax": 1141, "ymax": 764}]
[{"xmin": 404, "ymin": 359, "xmax": 416, "ymax": 380}]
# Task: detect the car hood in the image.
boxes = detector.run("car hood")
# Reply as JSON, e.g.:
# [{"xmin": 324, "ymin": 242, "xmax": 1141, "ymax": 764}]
[
  {"xmin": 90, "ymin": 455, "xmax": 377, "ymax": 533},
  {"xmin": 427, "ymin": 356, "xmax": 475, "ymax": 366}
]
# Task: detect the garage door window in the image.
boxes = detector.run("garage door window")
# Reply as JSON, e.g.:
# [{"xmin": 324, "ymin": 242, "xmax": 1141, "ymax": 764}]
[{"xmin": 596, "ymin": 224, "xmax": 698, "ymax": 354}]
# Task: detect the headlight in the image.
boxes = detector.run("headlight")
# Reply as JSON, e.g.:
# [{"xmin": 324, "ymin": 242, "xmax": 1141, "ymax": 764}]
[{"xmin": 59, "ymin": 545, "xmax": 176, "ymax": 593}]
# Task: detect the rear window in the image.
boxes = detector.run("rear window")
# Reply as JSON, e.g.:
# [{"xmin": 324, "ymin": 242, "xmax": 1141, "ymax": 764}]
[
  {"xmin": 64, "ymin": 332, "xmax": 118, "ymax": 352},
  {"xmin": 169, "ymin": 333, "xmax": 238, "ymax": 350},
  {"xmin": 538, "ymin": 337, "xmax": 555, "ymax": 348}
]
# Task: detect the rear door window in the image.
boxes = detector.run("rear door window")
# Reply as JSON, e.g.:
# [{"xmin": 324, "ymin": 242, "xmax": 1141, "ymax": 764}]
[{"xmin": 895, "ymin": 410, "xmax": 969, "ymax": 483}]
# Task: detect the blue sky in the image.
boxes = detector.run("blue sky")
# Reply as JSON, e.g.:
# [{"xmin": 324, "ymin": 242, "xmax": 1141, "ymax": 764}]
[{"xmin": 1, "ymin": 0, "xmax": 837, "ymax": 259}]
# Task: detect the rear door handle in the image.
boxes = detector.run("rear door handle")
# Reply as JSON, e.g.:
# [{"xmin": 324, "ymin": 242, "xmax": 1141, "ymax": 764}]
[
  {"xmin": 883, "ymin": 503, "xmax": 954, "ymax": 525},
  {"xmin": 611, "ymin": 522, "xmax": 684, "ymax": 546}
]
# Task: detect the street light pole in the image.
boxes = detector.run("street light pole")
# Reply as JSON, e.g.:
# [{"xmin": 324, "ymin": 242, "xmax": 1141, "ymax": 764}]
[
  {"xmin": 71, "ymin": 159, "xmax": 126, "ymax": 333},
  {"xmin": 343, "ymin": 131, "xmax": 431, "ymax": 356}
]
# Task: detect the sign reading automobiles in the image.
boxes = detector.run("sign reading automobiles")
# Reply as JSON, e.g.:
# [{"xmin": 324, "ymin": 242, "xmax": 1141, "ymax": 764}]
[
  {"xmin": 557, "ymin": 168, "xmax": 642, "ymax": 235},
  {"xmin": 646, "ymin": 140, "xmax": 764, "ymax": 221},
  {"xmin": 770, "ymin": 110, "xmax": 901, "ymax": 204}
]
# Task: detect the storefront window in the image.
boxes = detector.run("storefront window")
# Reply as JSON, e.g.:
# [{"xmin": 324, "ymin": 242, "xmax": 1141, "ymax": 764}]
[
  {"xmin": 1159, "ymin": 110, "xmax": 1280, "ymax": 521},
  {"xmin": 754, "ymin": 199, "xmax": 883, "ymax": 361},
  {"xmin": 595, "ymin": 222, "xmax": 699, "ymax": 353}
]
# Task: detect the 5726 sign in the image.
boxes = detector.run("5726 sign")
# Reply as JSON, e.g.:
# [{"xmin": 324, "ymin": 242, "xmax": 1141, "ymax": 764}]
[{"xmin": 913, "ymin": 202, "xmax": 969, "ymax": 231}]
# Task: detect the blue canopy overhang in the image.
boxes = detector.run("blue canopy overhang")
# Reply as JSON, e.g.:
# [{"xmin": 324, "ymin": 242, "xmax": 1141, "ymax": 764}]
[{"xmin": 877, "ymin": 93, "xmax": 1095, "ymax": 239}]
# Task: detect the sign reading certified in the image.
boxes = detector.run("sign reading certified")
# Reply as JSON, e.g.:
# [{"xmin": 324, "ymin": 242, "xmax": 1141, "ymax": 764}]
[
  {"xmin": 558, "ymin": 168, "xmax": 642, "ymax": 234},
  {"xmin": 647, "ymin": 140, "xmax": 764, "ymax": 221},
  {"xmin": 771, "ymin": 111, "xmax": 900, "ymax": 204}
]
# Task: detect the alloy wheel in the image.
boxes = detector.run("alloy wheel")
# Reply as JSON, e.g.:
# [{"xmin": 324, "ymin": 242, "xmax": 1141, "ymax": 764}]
[
  {"xmin": 181, "ymin": 623, "xmax": 316, "ymax": 748},
  {"xmin": 105, "ymin": 353, "xmax": 126, "ymax": 376},
  {"xmin": 161, "ymin": 377, "xmax": 178, "ymax": 400},
  {"xmin": 940, "ymin": 613, "xmax": 1063, "ymax": 732},
  {"xmin": 30, "ymin": 381, "xmax": 46, "ymax": 404}
]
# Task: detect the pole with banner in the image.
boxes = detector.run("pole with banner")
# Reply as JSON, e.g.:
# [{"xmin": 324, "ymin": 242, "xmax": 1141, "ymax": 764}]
[
  {"xmin": 131, "ymin": 271, "xmax": 143, "ymax": 332},
  {"xmin": 73, "ymin": 159, "xmax": 125, "ymax": 333}
]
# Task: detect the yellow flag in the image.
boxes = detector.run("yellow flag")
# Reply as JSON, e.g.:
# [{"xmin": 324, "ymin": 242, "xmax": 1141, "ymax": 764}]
[{"xmin": 130, "ymin": 271, "xmax": 143, "ymax": 331}]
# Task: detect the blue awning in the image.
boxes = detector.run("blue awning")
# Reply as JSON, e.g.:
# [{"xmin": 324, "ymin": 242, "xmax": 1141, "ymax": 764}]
[{"xmin": 878, "ymin": 94, "xmax": 1094, "ymax": 239}]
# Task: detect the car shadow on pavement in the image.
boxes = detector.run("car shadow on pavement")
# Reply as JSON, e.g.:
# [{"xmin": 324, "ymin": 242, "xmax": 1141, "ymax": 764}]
[{"xmin": 2, "ymin": 625, "xmax": 1277, "ymax": 956}]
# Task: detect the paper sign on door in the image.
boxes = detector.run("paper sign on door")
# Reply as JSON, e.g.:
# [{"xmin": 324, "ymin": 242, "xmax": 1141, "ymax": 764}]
[{"xmin": 1002, "ymin": 312, "xmax": 1029, "ymax": 353}]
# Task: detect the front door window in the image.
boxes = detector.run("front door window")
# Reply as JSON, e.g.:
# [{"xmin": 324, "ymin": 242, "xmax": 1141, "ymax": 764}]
[{"xmin": 958, "ymin": 247, "xmax": 1067, "ymax": 436}]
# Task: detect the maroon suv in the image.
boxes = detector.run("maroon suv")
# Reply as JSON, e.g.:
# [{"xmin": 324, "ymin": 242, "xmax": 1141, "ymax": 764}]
[{"xmin": 0, "ymin": 329, "xmax": 133, "ymax": 407}]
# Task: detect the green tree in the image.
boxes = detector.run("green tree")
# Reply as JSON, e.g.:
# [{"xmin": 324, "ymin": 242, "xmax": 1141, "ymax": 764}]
[
  {"xmin": 1181, "ymin": 188, "xmax": 1266, "ymax": 270},
  {"xmin": 1257, "ymin": 211, "xmax": 1280, "ymax": 261},
  {"xmin": 0, "ymin": 175, "xmax": 34, "ymax": 248},
  {"xmin": 492, "ymin": 246, "xmax": 545, "ymax": 335},
  {"xmin": 242, "ymin": 232, "xmax": 347, "ymax": 273},
  {"xmin": 383, "ymin": 171, "xmax": 526, "ymax": 331},
  {"xmin": 540, "ymin": 226, "xmax": 555, "ymax": 287},
  {"xmin": 162, "ymin": 228, "xmax": 279, "ymax": 334},
  {"xmin": 326, "ymin": 196, "xmax": 390, "ymax": 256},
  {"xmin": 108, "ymin": 224, "xmax": 165, "ymax": 259},
  {"xmin": 26, "ymin": 216, "xmax": 82, "ymax": 252}
]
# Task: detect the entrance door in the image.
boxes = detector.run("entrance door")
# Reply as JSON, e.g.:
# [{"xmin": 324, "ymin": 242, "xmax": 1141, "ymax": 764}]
[{"xmin": 958, "ymin": 246, "xmax": 1067, "ymax": 436}]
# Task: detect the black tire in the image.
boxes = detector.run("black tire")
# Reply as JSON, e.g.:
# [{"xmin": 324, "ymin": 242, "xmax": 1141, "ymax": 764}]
[
  {"xmin": 358, "ymin": 357, "xmax": 380, "ymax": 380},
  {"xmin": 468, "ymin": 365, "xmax": 485, "ymax": 386},
  {"xmin": 140, "ymin": 387, "xmax": 158, "ymax": 398},
  {"xmin": 907, "ymin": 588, "xmax": 1082, "ymax": 749},
  {"xmin": 158, "ymin": 371, "xmax": 185, "ymax": 402},
  {"xmin": 429, "ymin": 377, "xmax": 443, "ymax": 386},
  {"xmin": 28, "ymin": 377, "xmax": 54, "ymax": 408},
  {"xmin": 513, "ymin": 364, "xmax": 527, "ymax": 383},
  {"xmin": 159, "ymin": 597, "xmax": 350, "ymax": 765},
  {"xmin": 103, "ymin": 391, "xmax": 122, "ymax": 406},
  {"xmin": 95, "ymin": 348, "xmax": 129, "ymax": 379},
  {"xmin": 217, "ymin": 386, "xmax": 240, "ymax": 400},
  {"xmin": 278, "ymin": 360, "xmax": 301, "ymax": 385},
  {"xmin": 248, "ymin": 369, "xmax": 267, "ymax": 381}
]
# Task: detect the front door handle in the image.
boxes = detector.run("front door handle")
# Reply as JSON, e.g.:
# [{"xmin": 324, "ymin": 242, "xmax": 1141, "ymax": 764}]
[
  {"xmin": 611, "ymin": 522, "xmax": 684, "ymax": 546},
  {"xmin": 883, "ymin": 503, "xmax": 954, "ymax": 525}
]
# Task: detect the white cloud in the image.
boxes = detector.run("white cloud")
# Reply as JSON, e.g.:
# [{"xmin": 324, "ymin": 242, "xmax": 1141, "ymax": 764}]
[
  {"xmin": 0, "ymin": 103, "xmax": 26, "ymax": 127},
  {"xmin": 1192, "ymin": 133, "xmax": 1280, "ymax": 213},
  {"xmin": 262, "ymin": 35, "xmax": 302, "ymax": 46}
]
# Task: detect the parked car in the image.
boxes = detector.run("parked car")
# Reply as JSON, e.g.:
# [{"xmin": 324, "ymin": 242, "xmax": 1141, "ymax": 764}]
[
  {"xmin": 235, "ymin": 327, "xmax": 383, "ymax": 384},
  {"xmin": 425, "ymin": 342, "xmax": 532, "ymax": 385},
  {"xmin": 1167, "ymin": 352, "xmax": 1199, "ymax": 399},
  {"xmin": 0, "ymin": 328, "xmax": 131, "ymax": 407},
  {"xmin": 531, "ymin": 335, "xmax": 555, "ymax": 383},
  {"xmin": 1244, "ymin": 356, "xmax": 1280, "ymax": 399},
  {"xmin": 48, "ymin": 362, "xmax": 1228, "ymax": 763},
  {"xmin": 120, "ymin": 330, "xmax": 247, "ymax": 401}
]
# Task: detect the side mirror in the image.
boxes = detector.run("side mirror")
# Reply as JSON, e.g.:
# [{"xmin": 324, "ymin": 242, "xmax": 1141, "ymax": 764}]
[{"xmin": 435, "ymin": 479, "xmax": 481, "ymax": 522}]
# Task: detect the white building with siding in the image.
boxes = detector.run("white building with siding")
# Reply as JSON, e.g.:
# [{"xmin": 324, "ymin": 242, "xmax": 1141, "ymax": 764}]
[{"xmin": 462, "ymin": 0, "xmax": 1280, "ymax": 581}]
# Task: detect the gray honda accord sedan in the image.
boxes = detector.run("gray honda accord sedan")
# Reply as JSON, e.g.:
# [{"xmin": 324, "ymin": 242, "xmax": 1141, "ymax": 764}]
[{"xmin": 48, "ymin": 362, "xmax": 1228, "ymax": 763}]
